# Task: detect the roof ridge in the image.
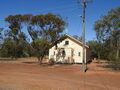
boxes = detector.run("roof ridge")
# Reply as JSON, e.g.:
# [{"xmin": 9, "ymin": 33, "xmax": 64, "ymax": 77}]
[{"xmin": 65, "ymin": 34, "xmax": 89, "ymax": 48}]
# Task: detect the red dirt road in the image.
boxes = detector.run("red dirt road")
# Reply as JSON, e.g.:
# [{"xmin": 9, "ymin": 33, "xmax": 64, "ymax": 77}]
[{"xmin": 0, "ymin": 59, "xmax": 120, "ymax": 90}]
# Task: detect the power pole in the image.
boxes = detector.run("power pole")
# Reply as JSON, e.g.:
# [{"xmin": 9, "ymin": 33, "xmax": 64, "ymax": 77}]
[
  {"xmin": 82, "ymin": 0, "xmax": 87, "ymax": 72},
  {"xmin": 78, "ymin": 0, "xmax": 92, "ymax": 72}
]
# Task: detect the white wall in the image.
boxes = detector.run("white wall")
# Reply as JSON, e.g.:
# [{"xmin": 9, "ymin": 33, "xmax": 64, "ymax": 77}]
[{"xmin": 49, "ymin": 38, "xmax": 87, "ymax": 63}]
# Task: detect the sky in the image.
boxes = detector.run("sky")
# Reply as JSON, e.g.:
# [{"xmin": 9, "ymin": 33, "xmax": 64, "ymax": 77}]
[{"xmin": 0, "ymin": 0, "xmax": 120, "ymax": 41}]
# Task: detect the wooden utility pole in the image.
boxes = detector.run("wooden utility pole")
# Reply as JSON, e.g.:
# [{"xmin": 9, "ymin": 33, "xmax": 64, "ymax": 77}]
[
  {"xmin": 77, "ymin": 0, "xmax": 92, "ymax": 72},
  {"xmin": 82, "ymin": 0, "xmax": 87, "ymax": 72}
]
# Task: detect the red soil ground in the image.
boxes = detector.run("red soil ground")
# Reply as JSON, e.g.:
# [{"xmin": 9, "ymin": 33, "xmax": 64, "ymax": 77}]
[{"xmin": 0, "ymin": 58, "xmax": 120, "ymax": 90}]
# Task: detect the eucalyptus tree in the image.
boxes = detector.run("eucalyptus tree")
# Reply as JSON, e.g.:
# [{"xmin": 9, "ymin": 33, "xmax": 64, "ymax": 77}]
[
  {"xmin": 94, "ymin": 7, "xmax": 120, "ymax": 62},
  {"xmin": 0, "ymin": 28, "xmax": 4, "ymax": 47},
  {"xmin": 3, "ymin": 13, "xmax": 66, "ymax": 63},
  {"xmin": 0, "ymin": 28, "xmax": 4, "ymax": 41},
  {"xmin": 26, "ymin": 13, "xmax": 66, "ymax": 64},
  {"xmin": 5, "ymin": 15, "xmax": 28, "ymax": 58}
]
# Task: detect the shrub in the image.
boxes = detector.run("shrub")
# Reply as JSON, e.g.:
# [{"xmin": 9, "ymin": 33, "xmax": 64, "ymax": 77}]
[{"xmin": 49, "ymin": 58, "xmax": 55, "ymax": 65}]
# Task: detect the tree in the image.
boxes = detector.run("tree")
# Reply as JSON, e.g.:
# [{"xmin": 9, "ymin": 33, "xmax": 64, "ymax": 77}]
[
  {"xmin": 5, "ymin": 15, "xmax": 29, "ymax": 58},
  {"xmin": 94, "ymin": 7, "xmax": 120, "ymax": 42},
  {"xmin": 94, "ymin": 7, "xmax": 120, "ymax": 67},
  {"xmin": 27, "ymin": 13, "xmax": 66, "ymax": 64},
  {"xmin": 0, "ymin": 13, "xmax": 65, "ymax": 64},
  {"xmin": 0, "ymin": 28, "xmax": 4, "ymax": 52},
  {"xmin": 0, "ymin": 38, "xmax": 15, "ymax": 57},
  {"xmin": 87, "ymin": 40, "xmax": 98, "ymax": 59},
  {"xmin": 0, "ymin": 28, "xmax": 4, "ymax": 41}
]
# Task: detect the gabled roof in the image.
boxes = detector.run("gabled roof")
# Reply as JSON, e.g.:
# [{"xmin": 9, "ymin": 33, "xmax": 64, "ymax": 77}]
[
  {"xmin": 50, "ymin": 34, "xmax": 89, "ymax": 49},
  {"xmin": 63, "ymin": 34, "xmax": 89, "ymax": 49}
]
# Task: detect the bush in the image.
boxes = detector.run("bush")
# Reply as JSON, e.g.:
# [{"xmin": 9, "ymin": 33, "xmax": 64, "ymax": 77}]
[
  {"xmin": 110, "ymin": 58, "xmax": 120, "ymax": 70},
  {"xmin": 49, "ymin": 58, "xmax": 55, "ymax": 65}
]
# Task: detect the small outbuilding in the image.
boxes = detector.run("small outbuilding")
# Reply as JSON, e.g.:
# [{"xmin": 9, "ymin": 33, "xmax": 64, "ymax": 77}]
[{"xmin": 49, "ymin": 34, "xmax": 90, "ymax": 63}]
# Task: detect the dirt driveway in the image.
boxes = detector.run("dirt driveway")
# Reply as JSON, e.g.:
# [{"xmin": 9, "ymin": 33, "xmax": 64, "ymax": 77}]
[{"xmin": 0, "ymin": 58, "xmax": 120, "ymax": 90}]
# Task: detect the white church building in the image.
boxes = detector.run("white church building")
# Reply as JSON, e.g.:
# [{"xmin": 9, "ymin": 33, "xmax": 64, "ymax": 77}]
[{"xmin": 49, "ymin": 34, "xmax": 90, "ymax": 63}]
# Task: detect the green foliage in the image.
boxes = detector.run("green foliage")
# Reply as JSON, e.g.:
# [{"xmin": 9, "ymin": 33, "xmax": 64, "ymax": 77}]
[
  {"xmin": 0, "ymin": 13, "xmax": 64, "ymax": 66},
  {"xmin": 94, "ymin": 7, "xmax": 120, "ymax": 68},
  {"xmin": 30, "ymin": 13, "xmax": 65, "ymax": 42},
  {"xmin": 0, "ymin": 28, "xmax": 4, "ymax": 41},
  {"xmin": 0, "ymin": 15, "xmax": 32, "ymax": 58},
  {"xmin": 27, "ymin": 13, "xmax": 66, "ymax": 64},
  {"xmin": 32, "ymin": 39, "xmax": 49, "ymax": 57},
  {"xmin": 0, "ymin": 38, "xmax": 15, "ymax": 57},
  {"xmin": 0, "ymin": 13, "xmax": 65, "ymax": 62},
  {"xmin": 87, "ymin": 40, "xmax": 99, "ymax": 59}
]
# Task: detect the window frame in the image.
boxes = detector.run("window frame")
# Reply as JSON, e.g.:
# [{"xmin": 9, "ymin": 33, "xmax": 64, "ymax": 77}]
[{"xmin": 65, "ymin": 41, "xmax": 69, "ymax": 45}]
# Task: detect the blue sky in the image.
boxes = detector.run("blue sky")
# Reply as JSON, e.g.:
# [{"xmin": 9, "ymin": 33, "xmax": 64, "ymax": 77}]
[{"xmin": 0, "ymin": 0, "xmax": 120, "ymax": 41}]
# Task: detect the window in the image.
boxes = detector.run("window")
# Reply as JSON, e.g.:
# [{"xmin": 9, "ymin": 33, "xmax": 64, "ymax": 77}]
[
  {"xmin": 62, "ymin": 49, "xmax": 66, "ymax": 57},
  {"xmin": 65, "ymin": 41, "xmax": 69, "ymax": 45},
  {"xmin": 53, "ymin": 51, "xmax": 55, "ymax": 55},
  {"xmin": 78, "ymin": 52, "xmax": 81, "ymax": 56}
]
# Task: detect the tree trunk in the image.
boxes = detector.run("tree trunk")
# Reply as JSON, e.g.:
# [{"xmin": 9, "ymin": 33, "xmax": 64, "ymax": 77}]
[
  {"xmin": 37, "ymin": 57, "xmax": 41, "ymax": 64},
  {"xmin": 116, "ymin": 49, "xmax": 119, "ymax": 60},
  {"xmin": 98, "ymin": 52, "xmax": 100, "ymax": 63},
  {"xmin": 37, "ymin": 56, "xmax": 44, "ymax": 65}
]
